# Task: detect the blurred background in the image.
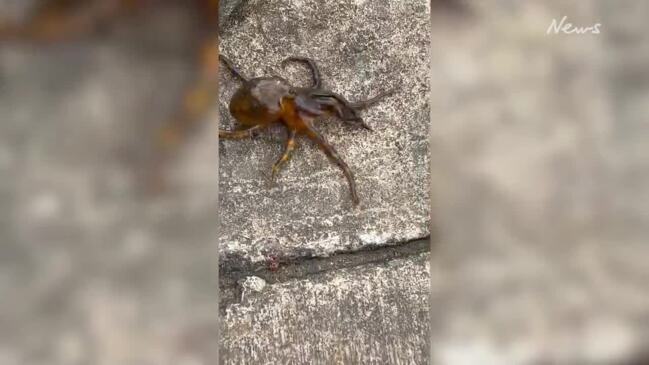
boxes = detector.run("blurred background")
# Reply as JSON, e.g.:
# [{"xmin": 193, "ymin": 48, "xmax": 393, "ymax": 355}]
[
  {"xmin": 1, "ymin": 1, "xmax": 220, "ymax": 364},
  {"xmin": 430, "ymin": 1, "xmax": 649, "ymax": 364},
  {"xmin": 2, "ymin": 0, "xmax": 649, "ymax": 364}
]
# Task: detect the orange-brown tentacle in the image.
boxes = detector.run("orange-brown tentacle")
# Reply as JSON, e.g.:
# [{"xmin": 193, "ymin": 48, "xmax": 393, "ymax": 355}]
[
  {"xmin": 271, "ymin": 129, "xmax": 297, "ymax": 181},
  {"xmin": 219, "ymin": 54, "xmax": 247, "ymax": 83},
  {"xmin": 303, "ymin": 126, "xmax": 359, "ymax": 206},
  {"xmin": 349, "ymin": 89, "xmax": 396, "ymax": 110},
  {"xmin": 312, "ymin": 96, "xmax": 373, "ymax": 131},
  {"xmin": 281, "ymin": 56, "xmax": 321, "ymax": 88},
  {"xmin": 219, "ymin": 124, "xmax": 266, "ymax": 139},
  {"xmin": 305, "ymin": 91, "xmax": 374, "ymax": 130}
]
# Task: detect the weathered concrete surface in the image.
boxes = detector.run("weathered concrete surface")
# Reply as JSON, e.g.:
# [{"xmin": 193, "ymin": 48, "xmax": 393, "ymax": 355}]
[
  {"xmin": 218, "ymin": 0, "xmax": 246, "ymax": 31},
  {"xmin": 222, "ymin": 253, "xmax": 430, "ymax": 364},
  {"xmin": 218, "ymin": 0, "xmax": 430, "ymax": 265},
  {"xmin": 430, "ymin": 1, "xmax": 649, "ymax": 364},
  {"xmin": 219, "ymin": 238, "xmax": 430, "ymax": 311},
  {"xmin": 0, "ymin": 3, "xmax": 220, "ymax": 364}
]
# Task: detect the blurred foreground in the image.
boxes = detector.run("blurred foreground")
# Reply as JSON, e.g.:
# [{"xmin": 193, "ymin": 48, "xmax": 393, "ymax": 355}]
[{"xmin": 1, "ymin": 2, "xmax": 220, "ymax": 364}]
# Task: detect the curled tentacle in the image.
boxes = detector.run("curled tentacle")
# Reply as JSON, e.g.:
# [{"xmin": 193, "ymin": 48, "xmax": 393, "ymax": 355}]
[
  {"xmin": 219, "ymin": 54, "xmax": 248, "ymax": 82},
  {"xmin": 281, "ymin": 56, "xmax": 322, "ymax": 89}
]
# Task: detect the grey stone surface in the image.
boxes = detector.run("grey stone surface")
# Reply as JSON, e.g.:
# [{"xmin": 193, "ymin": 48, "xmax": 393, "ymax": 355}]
[
  {"xmin": 222, "ymin": 253, "xmax": 430, "ymax": 364},
  {"xmin": 0, "ymin": 4, "xmax": 220, "ymax": 364},
  {"xmin": 218, "ymin": 0, "xmax": 431, "ymax": 265},
  {"xmin": 430, "ymin": 1, "xmax": 649, "ymax": 364},
  {"xmin": 218, "ymin": 0, "xmax": 246, "ymax": 31}
]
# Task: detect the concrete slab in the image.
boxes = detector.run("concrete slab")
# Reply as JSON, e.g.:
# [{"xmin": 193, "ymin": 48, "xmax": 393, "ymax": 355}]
[
  {"xmin": 218, "ymin": 0, "xmax": 431, "ymax": 265},
  {"xmin": 221, "ymin": 253, "xmax": 430, "ymax": 364},
  {"xmin": 218, "ymin": 0, "xmax": 246, "ymax": 31}
]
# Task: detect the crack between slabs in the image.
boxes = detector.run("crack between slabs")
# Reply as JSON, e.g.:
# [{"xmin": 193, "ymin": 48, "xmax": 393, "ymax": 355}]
[{"xmin": 219, "ymin": 236, "xmax": 430, "ymax": 310}]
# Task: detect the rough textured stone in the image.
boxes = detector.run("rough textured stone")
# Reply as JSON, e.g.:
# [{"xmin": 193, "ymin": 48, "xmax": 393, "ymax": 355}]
[
  {"xmin": 218, "ymin": 0, "xmax": 246, "ymax": 31},
  {"xmin": 222, "ymin": 253, "xmax": 430, "ymax": 364},
  {"xmin": 218, "ymin": 0, "xmax": 431, "ymax": 265},
  {"xmin": 430, "ymin": 1, "xmax": 649, "ymax": 364}
]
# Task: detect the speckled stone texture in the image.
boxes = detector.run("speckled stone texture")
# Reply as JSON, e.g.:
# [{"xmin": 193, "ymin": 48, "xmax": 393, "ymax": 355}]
[
  {"xmin": 218, "ymin": 0, "xmax": 431, "ymax": 264},
  {"xmin": 222, "ymin": 253, "xmax": 430, "ymax": 364},
  {"xmin": 430, "ymin": 1, "xmax": 649, "ymax": 364}
]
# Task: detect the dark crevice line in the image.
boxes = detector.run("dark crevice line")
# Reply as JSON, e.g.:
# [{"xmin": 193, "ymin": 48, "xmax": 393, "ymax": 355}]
[
  {"xmin": 219, "ymin": 236, "xmax": 430, "ymax": 310},
  {"xmin": 220, "ymin": 235, "xmax": 431, "ymax": 279}
]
